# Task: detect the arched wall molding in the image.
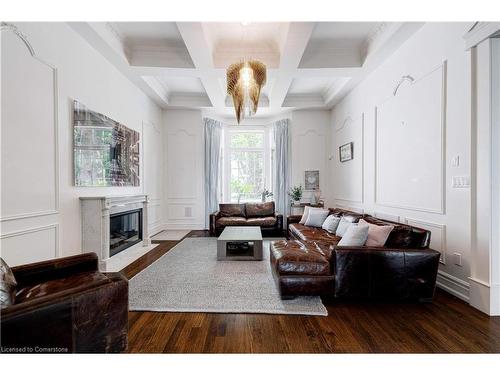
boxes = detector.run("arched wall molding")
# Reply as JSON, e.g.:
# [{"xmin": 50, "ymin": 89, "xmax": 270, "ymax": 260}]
[
  {"xmin": 0, "ymin": 22, "xmax": 36, "ymax": 57},
  {"xmin": 0, "ymin": 22, "xmax": 60, "ymax": 222},
  {"xmin": 393, "ymin": 75, "xmax": 415, "ymax": 96}
]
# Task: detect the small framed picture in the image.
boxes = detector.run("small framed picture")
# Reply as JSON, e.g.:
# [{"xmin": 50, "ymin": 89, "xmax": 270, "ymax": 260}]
[
  {"xmin": 304, "ymin": 170, "xmax": 319, "ymax": 190},
  {"xmin": 339, "ymin": 142, "xmax": 354, "ymax": 162}
]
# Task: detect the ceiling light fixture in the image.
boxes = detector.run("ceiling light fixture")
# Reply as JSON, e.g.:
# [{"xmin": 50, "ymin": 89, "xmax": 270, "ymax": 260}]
[{"xmin": 227, "ymin": 60, "xmax": 266, "ymax": 123}]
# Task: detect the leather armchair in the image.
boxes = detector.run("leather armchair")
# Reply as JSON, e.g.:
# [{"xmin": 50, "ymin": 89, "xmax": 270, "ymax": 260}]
[{"xmin": 1, "ymin": 253, "xmax": 128, "ymax": 353}]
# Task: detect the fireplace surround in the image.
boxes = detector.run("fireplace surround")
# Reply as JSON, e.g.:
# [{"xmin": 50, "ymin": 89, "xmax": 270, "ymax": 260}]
[{"xmin": 80, "ymin": 195, "xmax": 151, "ymax": 269}]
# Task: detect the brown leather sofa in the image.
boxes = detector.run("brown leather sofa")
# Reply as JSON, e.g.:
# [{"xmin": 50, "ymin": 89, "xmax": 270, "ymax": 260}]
[
  {"xmin": 1, "ymin": 253, "xmax": 128, "ymax": 353},
  {"xmin": 210, "ymin": 201, "xmax": 283, "ymax": 236},
  {"xmin": 270, "ymin": 208, "xmax": 440, "ymax": 301}
]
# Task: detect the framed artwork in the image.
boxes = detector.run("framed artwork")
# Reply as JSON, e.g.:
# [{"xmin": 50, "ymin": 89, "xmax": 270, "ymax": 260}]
[
  {"xmin": 73, "ymin": 100, "xmax": 140, "ymax": 186},
  {"xmin": 304, "ymin": 170, "xmax": 320, "ymax": 190},
  {"xmin": 339, "ymin": 142, "xmax": 354, "ymax": 162}
]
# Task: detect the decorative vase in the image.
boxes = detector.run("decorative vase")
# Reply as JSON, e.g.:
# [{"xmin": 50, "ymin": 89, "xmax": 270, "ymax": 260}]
[{"xmin": 314, "ymin": 189, "xmax": 321, "ymax": 204}]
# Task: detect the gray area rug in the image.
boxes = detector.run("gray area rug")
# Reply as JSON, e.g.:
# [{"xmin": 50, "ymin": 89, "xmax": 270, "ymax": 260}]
[{"xmin": 129, "ymin": 237, "xmax": 328, "ymax": 316}]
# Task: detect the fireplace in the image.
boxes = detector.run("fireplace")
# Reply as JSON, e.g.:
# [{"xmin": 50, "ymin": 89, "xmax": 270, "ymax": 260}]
[
  {"xmin": 109, "ymin": 209, "xmax": 143, "ymax": 257},
  {"xmin": 80, "ymin": 195, "xmax": 151, "ymax": 270}
]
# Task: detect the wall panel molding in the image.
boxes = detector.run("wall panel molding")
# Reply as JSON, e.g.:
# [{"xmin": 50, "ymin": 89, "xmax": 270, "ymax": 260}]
[
  {"xmin": 334, "ymin": 113, "xmax": 364, "ymax": 204},
  {"xmin": 0, "ymin": 23, "xmax": 60, "ymax": 222},
  {"xmin": 0, "ymin": 223, "xmax": 60, "ymax": 265},
  {"xmin": 374, "ymin": 62, "xmax": 447, "ymax": 214},
  {"xmin": 373, "ymin": 211, "xmax": 401, "ymax": 223},
  {"xmin": 405, "ymin": 217, "xmax": 447, "ymax": 264},
  {"xmin": 166, "ymin": 128, "xmax": 198, "ymax": 200}
]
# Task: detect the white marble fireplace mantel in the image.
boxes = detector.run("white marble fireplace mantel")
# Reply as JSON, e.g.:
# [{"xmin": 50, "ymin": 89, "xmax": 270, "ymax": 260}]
[{"xmin": 80, "ymin": 194, "xmax": 156, "ymax": 271}]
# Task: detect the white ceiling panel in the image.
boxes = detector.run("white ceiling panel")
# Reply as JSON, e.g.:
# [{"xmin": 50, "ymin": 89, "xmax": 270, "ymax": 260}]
[{"xmin": 73, "ymin": 21, "xmax": 423, "ymax": 116}]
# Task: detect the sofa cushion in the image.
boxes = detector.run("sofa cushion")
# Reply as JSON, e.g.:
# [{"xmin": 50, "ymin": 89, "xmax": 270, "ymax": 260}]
[
  {"xmin": 335, "ymin": 217, "xmax": 355, "ymax": 237},
  {"xmin": 358, "ymin": 218, "xmax": 394, "ymax": 247},
  {"xmin": 219, "ymin": 203, "xmax": 246, "ymax": 217},
  {"xmin": 1, "ymin": 258, "xmax": 17, "ymax": 307},
  {"xmin": 271, "ymin": 240, "xmax": 332, "ymax": 276},
  {"xmin": 246, "ymin": 216, "xmax": 277, "ymax": 227},
  {"xmin": 216, "ymin": 217, "xmax": 248, "ymax": 226},
  {"xmin": 245, "ymin": 202, "xmax": 275, "ymax": 218},
  {"xmin": 15, "ymin": 271, "xmax": 108, "ymax": 303},
  {"xmin": 361, "ymin": 216, "xmax": 427, "ymax": 248},
  {"xmin": 322, "ymin": 215, "xmax": 341, "ymax": 233},
  {"xmin": 289, "ymin": 223, "xmax": 341, "ymax": 244},
  {"xmin": 338, "ymin": 225, "xmax": 369, "ymax": 246},
  {"xmin": 304, "ymin": 208, "xmax": 329, "ymax": 227},
  {"xmin": 299, "ymin": 205, "xmax": 311, "ymax": 224}
]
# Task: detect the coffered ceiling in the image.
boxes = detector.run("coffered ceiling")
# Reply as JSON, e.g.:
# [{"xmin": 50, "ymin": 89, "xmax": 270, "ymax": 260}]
[{"xmin": 70, "ymin": 22, "xmax": 424, "ymax": 119}]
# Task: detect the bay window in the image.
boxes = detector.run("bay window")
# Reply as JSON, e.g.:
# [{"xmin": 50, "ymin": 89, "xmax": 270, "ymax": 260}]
[{"xmin": 221, "ymin": 127, "xmax": 271, "ymax": 203}]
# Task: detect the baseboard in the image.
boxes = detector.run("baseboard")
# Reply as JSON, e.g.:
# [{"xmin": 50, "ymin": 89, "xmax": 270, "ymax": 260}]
[
  {"xmin": 436, "ymin": 270, "xmax": 470, "ymax": 302},
  {"xmin": 467, "ymin": 277, "xmax": 500, "ymax": 315},
  {"xmin": 149, "ymin": 223, "xmax": 166, "ymax": 237},
  {"xmin": 164, "ymin": 222, "xmax": 205, "ymax": 230}
]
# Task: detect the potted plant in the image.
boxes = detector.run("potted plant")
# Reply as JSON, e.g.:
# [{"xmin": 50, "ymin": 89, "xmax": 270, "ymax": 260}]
[
  {"xmin": 288, "ymin": 185, "xmax": 303, "ymax": 204},
  {"xmin": 261, "ymin": 188, "xmax": 273, "ymax": 202}
]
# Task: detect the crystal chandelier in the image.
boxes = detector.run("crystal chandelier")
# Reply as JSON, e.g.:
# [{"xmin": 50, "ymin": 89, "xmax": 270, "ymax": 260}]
[{"xmin": 226, "ymin": 60, "xmax": 266, "ymax": 123}]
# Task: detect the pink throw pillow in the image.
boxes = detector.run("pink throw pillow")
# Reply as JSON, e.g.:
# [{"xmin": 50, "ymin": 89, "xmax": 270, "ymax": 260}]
[{"xmin": 358, "ymin": 219, "xmax": 394, "ymax": 247}]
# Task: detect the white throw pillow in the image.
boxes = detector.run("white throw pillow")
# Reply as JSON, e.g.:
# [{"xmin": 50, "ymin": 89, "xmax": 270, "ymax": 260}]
[
  {"xmin": 358, "ymin": 219, "xmax": 394, "ymax": 247},
  {"xmin": 304, "ymin": 209, "xmax": 330, "ymax": 228},
  {"xmin": 335, "ymin": 217, "xmax": 354, "ymax": 237},
  {"xmin": 322, "ymin": 215, "xmax": 341, "ymax": 233},
  {"xmin": 299, "ymin": 205, "xmax": 310, "ymax": 224},
  {"xmin": 338, "ymin": 225, "xmax": 369, "ymax": 246}
]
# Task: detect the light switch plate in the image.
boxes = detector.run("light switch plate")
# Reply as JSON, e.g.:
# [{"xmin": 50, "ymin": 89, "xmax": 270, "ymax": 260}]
[
  {"xmin": 451, "ymin": 155, "xmax": 460, "ymax": 167},
  {"xmin": 453, "ymin": 252, "xmax": 462, "ymax": 266}
]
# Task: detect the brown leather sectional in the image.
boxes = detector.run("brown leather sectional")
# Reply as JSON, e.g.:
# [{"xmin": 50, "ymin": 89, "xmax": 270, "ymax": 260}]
[
  {"xmin": 210, "ymin": 201, "xmax": 283, "ymax": 236},
  {"xmin": 1, "ymin": 253, "xmax": 128, "ymax": 353},
  {"xmin": 270, "ymin": 208, "xmax": 441, "ymax": 301}
]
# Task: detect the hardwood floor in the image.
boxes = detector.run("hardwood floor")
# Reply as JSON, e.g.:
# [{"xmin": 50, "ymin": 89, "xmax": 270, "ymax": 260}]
[{"xmin": 120, "ymin": 232, "xmax": 500, "ymax": 353}]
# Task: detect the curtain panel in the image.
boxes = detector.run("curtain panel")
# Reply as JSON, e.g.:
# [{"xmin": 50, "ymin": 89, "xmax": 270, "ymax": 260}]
[
  {"xmin": 273, "ymin": 118, "xmax": 290, "ymax": 225},
  {"xmin": 204, "ymin": 118, "xmax": 223, "ymax": 228}
]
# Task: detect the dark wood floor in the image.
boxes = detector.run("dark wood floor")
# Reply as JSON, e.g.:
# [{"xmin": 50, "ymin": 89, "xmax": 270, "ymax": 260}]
[{"xmin": 120, "ymin": 231, "xmax": 500, "ymax": 353}]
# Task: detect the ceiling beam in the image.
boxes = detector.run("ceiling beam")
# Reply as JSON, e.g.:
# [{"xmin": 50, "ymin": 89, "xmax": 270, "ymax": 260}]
[
  {"xmin": 269, "ymin": 22, "xmax": 316, "ymax": 111},
  {"xmin": 176, "ymin": 22, "xmax": 224, "ymax": 108}
]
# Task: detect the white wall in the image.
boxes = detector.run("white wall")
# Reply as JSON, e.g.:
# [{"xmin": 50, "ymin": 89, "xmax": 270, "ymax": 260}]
[
  {"xmin": 289, "ymin": 110, "xmax": 330, "ymax": 203},
  {"xmin": 1, "ymin": 22, "xmax": 164, "ymax": 266},
  {"xmin": 328, "ymin": 23, "xmax": 474, "ymax": 302},
  {"xmin": 161, "ymin": 108, "xmax": 330, "ymax": 229},
  {"xmin": 162, "ymin": 109, "xmax": 205, "ymax": 229}
]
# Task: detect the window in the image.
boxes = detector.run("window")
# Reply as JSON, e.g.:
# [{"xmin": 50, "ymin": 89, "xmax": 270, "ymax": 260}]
[{"xmin": 222, "ymin": 128, "xmax": 271, "ymax": 203}]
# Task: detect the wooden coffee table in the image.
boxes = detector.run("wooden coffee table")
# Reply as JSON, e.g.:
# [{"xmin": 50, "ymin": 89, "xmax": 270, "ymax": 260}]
[{"xmin": 217, "ymin": 226, "xmax": 263, "ymax": 261}]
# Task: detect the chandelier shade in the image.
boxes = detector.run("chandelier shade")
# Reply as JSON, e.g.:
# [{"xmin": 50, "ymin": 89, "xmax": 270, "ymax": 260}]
[{"xmin": 226, "ymin": 60, "xmax": 266, "ymax": 123}]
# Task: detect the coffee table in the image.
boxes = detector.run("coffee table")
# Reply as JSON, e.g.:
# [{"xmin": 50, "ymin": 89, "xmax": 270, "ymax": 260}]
[{"xmin": 217, "ymin": 226, "xmax": 263, "ymax": 261}]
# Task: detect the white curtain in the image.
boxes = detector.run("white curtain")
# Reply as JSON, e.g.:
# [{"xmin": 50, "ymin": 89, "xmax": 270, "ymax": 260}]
[
  {"xmin": 273, "ymin": 118, "xmax": 290, "ymax": 225},
  {"xmin": 204, "ymin": 117, "xmax": 223, "ymax": 228}
]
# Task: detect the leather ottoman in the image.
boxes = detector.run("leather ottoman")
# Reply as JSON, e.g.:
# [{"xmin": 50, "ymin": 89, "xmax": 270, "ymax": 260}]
[{"xmin": 270, "ymin": 240, "xmax": 335, "ymax": 299}]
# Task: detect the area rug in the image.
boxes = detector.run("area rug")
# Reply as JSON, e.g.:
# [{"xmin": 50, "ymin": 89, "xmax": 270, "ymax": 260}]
[{"xmin": 129, "ymin": 237, "xmax": 328, "ymax": 316}]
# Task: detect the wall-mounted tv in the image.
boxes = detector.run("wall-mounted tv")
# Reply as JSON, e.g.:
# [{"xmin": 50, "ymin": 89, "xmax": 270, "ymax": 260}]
[{"xmin": 73, "ymin": 100, "xmax": 140, "ymax": 186}]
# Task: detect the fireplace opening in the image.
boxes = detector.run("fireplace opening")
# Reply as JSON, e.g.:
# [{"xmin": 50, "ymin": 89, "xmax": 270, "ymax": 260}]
[{"xmin": 109, "ymin": 208, "xmax": 143, "ymax": 257}]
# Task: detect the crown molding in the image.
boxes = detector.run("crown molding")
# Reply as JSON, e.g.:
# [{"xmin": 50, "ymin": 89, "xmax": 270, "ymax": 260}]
[{"xmin": 464, "ymin": 22, "xmax": 500, "ymax": 49}]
